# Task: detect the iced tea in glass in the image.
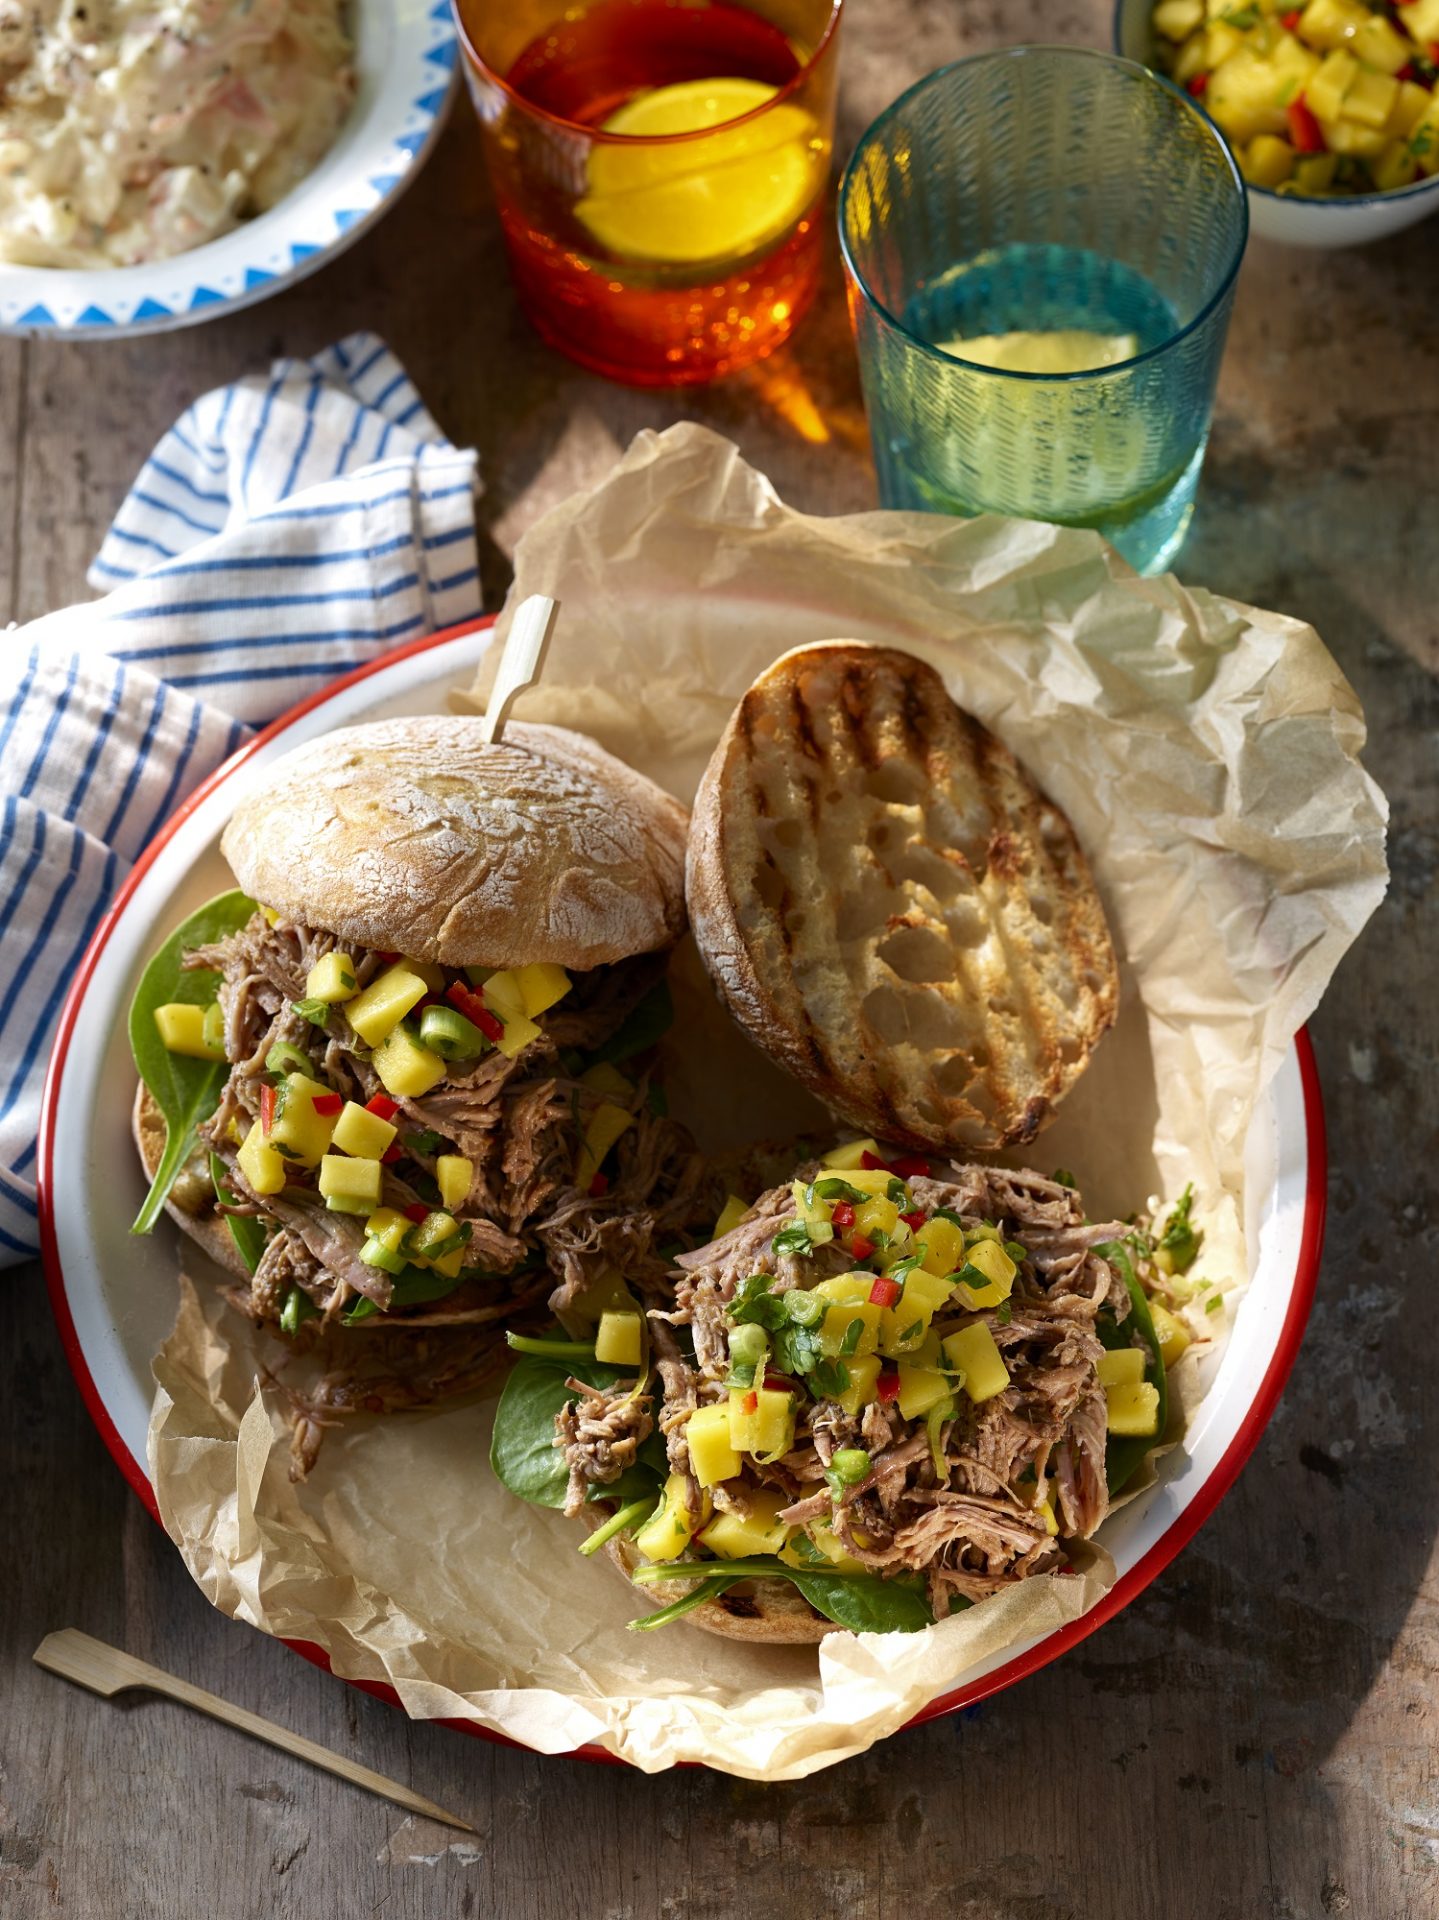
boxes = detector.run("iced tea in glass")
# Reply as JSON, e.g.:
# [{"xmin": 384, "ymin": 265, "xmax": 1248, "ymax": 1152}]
[{"xmin": 454, "ymin": 0, "xmax": 843, "ymax": 386}]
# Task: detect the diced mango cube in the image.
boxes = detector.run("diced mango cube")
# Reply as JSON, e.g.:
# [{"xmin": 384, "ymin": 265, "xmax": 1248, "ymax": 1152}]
[
  {"xmin": 1105, "ymin": 1380, "xmax": 1162, "ymax": 1436},
  {"xmin": 1097, "ymin": 1347, "xmax": 1148, "ymax": 1388},
  {"xmin": 435, "ymin": 1153, "xmax": 473, "ymax": 1211},
  {"xmin": 1294, "ymin": 151, "xmax": 1339, "ymax": 191},
  {"xmin": 634, "ymin": 1472, "xmax": 706, "ymax": 1561},
  {"xmin": 1243, "ymin": 134, "xmax": 1296, "ymax": 187},
  {"xmin": 317, "ymin": 1153, "xmax": 381, "ymax": 1208},
  {"xmin": 346, "ymin": 965, "xmax": 427, "ymax": 1046},
  {"xmin": 833, "ymin": 1353, "xmax": 882, "ymax": 1415},
  {"xmin": 575, "ymin": 1100, "xmax": 634, "ymax": 1190},
  {"xmin": 364, "ymin": 1207, "xmax": 411, "ymax": 1256},
  {"xmin": 1398, "ymin": 0, "xmax": 1439, "ymax": 44},
  {"xmin": 698, "ymin": 1488, "xmax": 792, "ymax": 1560},
  {"xmin": 819, "ymin": 1300, "xmax": 882, "ymax": 1359},
  {"xmin": 304, "ymin": 951, "xmax": 357, "ymax": 1004},
  {"xmin": 372, "ymin": 1024, "xmax": 447, "ymax": 1098},
  {"xmin": 712, "ymin": 1193, "xmax": 750, "ymax": 1240},
  {"xmin": 811, "ymin": 1274, "xmax": 875, "ymax": 1308},
  {"xmin": 1149, "ymin": 1300, "xmax": 1192, "ymax": 1368},
  {"xmin": 493, "ymin": 1007, "xmax": 542, "ymax": 1059},
  {"xmin": 956, "ymin": 1237, "xmax": 1017, "ymax": 1310},
  {"xmin": 818, "ymin": 1166, "xmax": 894, "ymax": 1197},
  {"xmin": 685, "ymin": 1404, "xmax": 741, "ymax": 1489},
  {"xmin": 479, "ymin": 968, "xmax": 526, "ymax": 1021},
  {"xmin": 236, "ymin": 1119, "xmax": 285, "ymax": 1196},
  {"xmin": 268, "ymin": 1073, "xmax": 339, "ymax": 1167},
  {"xmin": 1352, "ymin": 12, "xmax": 1414, "ymax": 71},
  {"xmin": 918, "ymin": 1214, "xmax": 965, "ymax": 1278},
  {"xmin": 1324, "ymin": 116, "xmax": 1388, "ymax": 156},
  {"xmin": 822, "ymin": 1137, "xmax": 880, "ymax": 1171},
  {"xmin": 854, "ymin": 1195, "xmax": 900, "ymax": 1242},
  {"xmin": 896, "ymin": 1363, "xmax": 951, "ymax": 1420},
  {"xmin": 1306, "ymin": 46, "xmax": 1358, "ymax": 123},
  {"xmin": 1373, "ymin": 139, "xmax": 1420, "ymax": 190},
  {"xmin": 426, "ymin": 1242, "xmax": 467, "ymax": 1280},
  {"xmin": 943, "ymin": 1323, "xmax": 1011, "ymax": 1404},
  {"xmin": 580, "ymin": 1061, "xmax": 634, "ymax": 1100},
  {"xmin": 1343, "ymin": 66, "xmax": 1399, "ymax": 130},
  {"xmin": 1389, "ymin": 80, "xmax": 1431, "ymax": 139},
  {"xmin": 1206, "ymin": 19, "xmax": 1247, "ymax": 66},
  {"xmin": 1154, "ymin": 0, "xmax": 1204, "ymax": 37},
  {"xmin": 804, "ymin": 1522, "xmax": 866, "ymax": 1573},
  {"xmin": 595, "ymin": 1310, "xmax": 644, "ymax": 1367},
  {"xmin": 515, "ymin": 962, "xmax": 571, "ymax": 1017},
  {"xmin": 1038, "ymin": 1491, "xmax": 1060, "ymax": 1537},
  {"xmin": 153, "ymin": 1002, "xmax": 225, "ymax": 1060},
  {"xmin": 727, "ymin": 1386, "xmax": 794, "ymax": 1458},
  {"xmin": 1298, "ymin": 0, "xmax": 1372, "ymax": 49},
  {"xmin": 330, "ymin": 1099, "xmax": 397, "ymax": 1160},
  {"xmin": 401, "ymin": 957, "xmax": 447, "ymax": 994}
]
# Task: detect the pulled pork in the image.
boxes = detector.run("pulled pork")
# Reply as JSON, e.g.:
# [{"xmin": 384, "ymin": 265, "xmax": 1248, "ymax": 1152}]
[
  {"xmin": 189, "ymin": 910, "xmax": 716, "ymax": 1475},
  {"xmin": 555, "ymin": 1379, "xmax": 655, "ymax": 1518},
  {"xmin": 634, "ymin": 1162, "xmax": 1134, "ymax": 1617}
]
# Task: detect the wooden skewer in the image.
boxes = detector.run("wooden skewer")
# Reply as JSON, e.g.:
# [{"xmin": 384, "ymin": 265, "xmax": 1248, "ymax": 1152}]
[
  {"xmin": 34, "ymin": 1630, "xmax": 474, "ymax": 1834},
  {"xmin": 482, "ymin": 593, "xmax": 559, "ymax": 745}
]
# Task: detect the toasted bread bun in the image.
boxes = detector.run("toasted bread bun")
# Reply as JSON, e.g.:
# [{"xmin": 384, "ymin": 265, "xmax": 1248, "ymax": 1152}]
[
  {"xmin": 133, "ymin": 1083, "xmax": 248, "ymax": 1280},
  {"xmin": 220, "ymin": 717, "xmax": 689, "ymax": 970},
  {"xmin": 603, "ymin": 1527, "xmax": 833, "ymax": 1643},
  {"xmin": 687, "ymin": 642, "xmax": 1118, "ymax": 1152}
]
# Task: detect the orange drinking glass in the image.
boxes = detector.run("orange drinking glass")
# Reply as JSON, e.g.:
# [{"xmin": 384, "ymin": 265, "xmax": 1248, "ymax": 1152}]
[{"xmin": 453, "ymin": 0, "xmax": 843, "ymax": 386}]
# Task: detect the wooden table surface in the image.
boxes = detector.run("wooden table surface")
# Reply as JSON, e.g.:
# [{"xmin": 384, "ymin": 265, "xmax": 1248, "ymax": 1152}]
[{"xmin": 3, "ymin": 3, "xmax": 1437, "ymax": 1915}]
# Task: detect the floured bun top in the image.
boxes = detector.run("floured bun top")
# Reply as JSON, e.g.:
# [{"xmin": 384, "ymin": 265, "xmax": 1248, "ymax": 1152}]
[{"xmin": 221, "ymin": 717, "xmax": 690, "ymax": 970}]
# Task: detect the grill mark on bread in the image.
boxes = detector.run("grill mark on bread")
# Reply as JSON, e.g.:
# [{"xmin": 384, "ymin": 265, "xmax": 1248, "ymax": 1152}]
[{"xmin": 687, "ymin": 642, "xmax": 1118, "ymax": 1153}]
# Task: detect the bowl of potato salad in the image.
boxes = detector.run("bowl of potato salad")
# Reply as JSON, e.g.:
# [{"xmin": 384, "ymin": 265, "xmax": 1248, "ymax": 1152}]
[{"xmin": 1116, "ymin": 0, "xmax": 1439, "ymax": 244}]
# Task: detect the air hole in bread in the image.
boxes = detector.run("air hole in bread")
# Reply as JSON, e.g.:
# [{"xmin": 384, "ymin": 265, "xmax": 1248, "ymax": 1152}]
[
  {"xmin": 772, "ymin": 818, "xmax": 805, "ymax": 850},
  {"xmin": 753, "ymin": 860, "xmax": 786, "ymax": 910},
  {"xmin": 1058, "ymin": 1033, "xmax": 1081, "ymax": 1063},
  {"xmin": 785, "ymin": 909, "xmax": 807, "ymax": 935},
  {"xmin": 895, "ymin": 844, "xmax": 966, "ymax": 904},
  {"xmin": 869, "ymin": 822, "xmax": 891, "ymax": 850},
  {"xmin": 878, "ymin": 923, "xmax": 956, "ymax": 984},
  {"xmin": 866, "ymin": 760, "xmax": 925, "ymax": 807},
  {"xmin": 933, "ymin": 1053, "xmax": 975, "ymax": 1096},
  {"xmin": 1032, "ymin": 893, "xmax": 1053, "ymax": 925},
  {"xmin": 836, "ymin": 890, "xmax": 886, "ymax": 944},
  {"xmin": 862, "ymin": 984, "xmax": 910, "ymax": 1046}
]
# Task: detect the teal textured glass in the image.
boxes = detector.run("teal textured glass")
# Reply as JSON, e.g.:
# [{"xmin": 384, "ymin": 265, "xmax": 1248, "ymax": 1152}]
[{"xmin": 839, "ymin": 48, "xmax": 1247, "ymax": 575}]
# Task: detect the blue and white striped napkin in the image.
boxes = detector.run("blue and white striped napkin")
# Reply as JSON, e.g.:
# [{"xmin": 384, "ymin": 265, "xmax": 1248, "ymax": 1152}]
[{"xmin": 0, "ymin": 334, "xmax": 483, "ymax": 1264}]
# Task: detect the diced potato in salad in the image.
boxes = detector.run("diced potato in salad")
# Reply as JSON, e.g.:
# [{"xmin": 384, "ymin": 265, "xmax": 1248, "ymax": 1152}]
[{"xmin": 1153, "ymin": 0, "xmax": 1439, "ymax": 195}]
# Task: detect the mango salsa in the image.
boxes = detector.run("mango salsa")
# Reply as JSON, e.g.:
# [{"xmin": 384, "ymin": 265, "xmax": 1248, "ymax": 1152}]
[
  {"xmin": 698, "ymin": 1489, "xmax": 792, "ymax": 1560},
  {"xmin": 1152, "ymin": 0, "xmax": 1439, "ymax": 196},
  {"xmin": 595, "ymin": 1309, "xmax": 644, "ymax": 1367},
  {"xmin": 1105, "ymin": 1379, "xmax": 1162, "ymax": 1436},
  {"xmin": 330, "ymin": 1099, "xmax": 397, "ymax": 1160},
  {"xmin": 943, "ymin": 1322, "xmax": 1011, "ymax": 1405},
  {"xmin": 634, "ymin": 1472, "xmax": 707, "ymax": 1561},
  {"xmin": 686, "ymin": 1404, "xmax": 741, "ymax": 1488},
  {"xmin": 346, "ymin": 964, "xmax": 427, "ymax": 1046}
]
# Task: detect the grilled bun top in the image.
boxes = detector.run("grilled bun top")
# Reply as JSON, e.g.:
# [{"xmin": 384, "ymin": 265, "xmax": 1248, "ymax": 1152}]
[
  {"xmin": 686, "ymin": 641, "xmax": 1118, "ymax": 1153},
  {"xmin": 220, "ymin": 717, "xmax": 690, "ymax": 970}
]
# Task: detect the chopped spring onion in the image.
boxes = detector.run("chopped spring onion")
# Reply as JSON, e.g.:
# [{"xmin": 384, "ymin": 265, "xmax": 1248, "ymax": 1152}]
[
  {"xmin": 578, "ymin": 1495, "xmax": 659, "ymax": 1557},
  {"xmin": 279, "ymin": 1286, "xmax": 318, "ymax": 1335},
  {"xmin": 419, "ymin": 1005, "xmax": 489, "ymax": 1061},
  {"xmin": 291, "ymin": 997, "xmax": 332, "ymax": 1027},
  {"xmin": 628, "ymin": 1576, "xmax": 738, "ymax": 1631},
  {"xmin": 504, "ymin": 1332, "xmax": 598, "ymax": 1359},
  {"xmin": 265, "ymin": 1040, "xmax": 313, "ymax": 1078}
]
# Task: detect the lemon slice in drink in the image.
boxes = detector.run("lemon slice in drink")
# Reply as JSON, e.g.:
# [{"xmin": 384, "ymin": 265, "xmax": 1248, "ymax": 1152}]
[
  {"xmin": 576, "ymin": 76, "xmax": 821, "ymax": 266},
  {"xmin": 937, "ymin": 330, "xmax": 1141, "ymax": 374}
]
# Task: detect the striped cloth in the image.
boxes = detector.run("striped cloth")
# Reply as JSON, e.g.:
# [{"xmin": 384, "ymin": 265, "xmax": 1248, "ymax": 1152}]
[{"xmin": 0, "ymin": 334, "xmax": 482, "ymax": 1264}]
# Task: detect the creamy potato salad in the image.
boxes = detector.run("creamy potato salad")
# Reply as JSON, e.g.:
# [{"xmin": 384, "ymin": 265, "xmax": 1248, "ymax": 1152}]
[{"xmin": 0, "ymin": 0, "xmax": 355, "ymax": 267}]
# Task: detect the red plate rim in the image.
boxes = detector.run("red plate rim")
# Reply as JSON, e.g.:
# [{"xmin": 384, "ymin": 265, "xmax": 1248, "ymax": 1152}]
[{"xmin": 38, "ymin": 616, "xmax": 1328, "ymax": 1772}]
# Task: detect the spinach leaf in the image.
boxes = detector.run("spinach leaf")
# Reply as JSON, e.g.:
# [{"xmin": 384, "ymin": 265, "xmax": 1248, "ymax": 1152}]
[
  {"xmin": 489, "ymin": 1353, "xmax": 638, "ymax": 1508},
  {"xmin": 590, "ymin": 979, "xmax": 674, "ymax": 1067},
  {"xmin": 129, "ymin": 889, "xmax": 256, "ymax": 1234},
  {"xmin": 629, "ymin": 1577, "xmax": 739, "ymax": 1632},
  {"xmin": 631, "ymin": 1557, "xmax": 934, "ymax": 1633},
  {"xmin": 1095, "ymin": 1241, "xmax": 1168, "ymax": 1496},
  {"xmin": 208, "ymin": 1152, "xmax": 266, "ymax": 1275},
  {"xmin": 343, "ymin": 1263, "xmax": 481, "ymax": 1325}
]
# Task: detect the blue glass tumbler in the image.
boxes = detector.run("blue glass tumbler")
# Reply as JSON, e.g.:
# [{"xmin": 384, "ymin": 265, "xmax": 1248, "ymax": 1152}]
[{"xmin": 839, "ymin": 48, "xmax": 1248, "ymax": 574}]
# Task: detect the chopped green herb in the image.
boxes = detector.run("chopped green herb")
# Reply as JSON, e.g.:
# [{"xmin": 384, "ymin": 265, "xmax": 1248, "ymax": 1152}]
[
  {"xmin": 839, "ymin": 1316, "xmax": 866, "ymax": 1358},
  {"xmin": 1052, "ymin": 1169, "xmax": 1077, "ymax": 1191},
  {"xmin": 1155, "ymin": 1183, "xmax": 1202, "ymax": 1276},
  {"xmin": 279, "ymin": 1286, "xmax": 318, "ymax": 1336},
  {"xmin": 403, "ymin": 1128, "xmax": 448, "ymax": 1157},
  {"xmin": 810, "ymin": 1358, "xmax": 852, "ymax": 1401},
  {"xmin": 809, "ymin": 1176, "xmax": 868, "ymax": 1204},
  {"xmin": 896, "ymin": 1319, "xmax": 923, "ymax": 1345},
  {"xmin": 1205, "ymin": 1293, "xmax": 1225, "ymax": 1315},
  {"xmin": 772, "ymin": 1223, "xmax": 816, "ymax": 1258},
  {"xmin": 291, "ymin": 997, "xmax": 331, "ymax": 1027}
]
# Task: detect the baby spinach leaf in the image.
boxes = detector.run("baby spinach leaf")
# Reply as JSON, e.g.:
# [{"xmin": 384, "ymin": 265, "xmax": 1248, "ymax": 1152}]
[
  {"xmin": 590, "ymin": 979, "xmax": 674, "ymax": 1067},
  {"xmin": 208, "ymin": 1152, "xmax": 266, "ymax": 1275},
  {"xmin": 129, "ymin": 889, "xmax": 256, "ymax": 1234},
  {"xmin": 630, "ymin": 1556, "xmax": 934, "ymax": 1632},
  {"xmin": 341, "ymin": 1264, "xmax": 474, "ymax": 1324},
  {"xmin": 1095, "ymin": 1241, "xmax": 1168, "ymax": 1497},
  {"xmin": 629, "ymin": 1576, "xmax": 739, "ymax": 1632},
  {"xmin": 488, "ymin": 1352, "xmax": 636, "ymax": 1508}
]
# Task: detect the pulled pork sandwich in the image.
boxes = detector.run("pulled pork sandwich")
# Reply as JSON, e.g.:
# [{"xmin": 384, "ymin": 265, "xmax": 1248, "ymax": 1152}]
[
  {"xmin": 132, "ymin": 715, "xmax": 718, "ymax": 1475},
  {"xmin": 492, "ymin": 1140, "xmax": 1194, "ymax": 1639}
]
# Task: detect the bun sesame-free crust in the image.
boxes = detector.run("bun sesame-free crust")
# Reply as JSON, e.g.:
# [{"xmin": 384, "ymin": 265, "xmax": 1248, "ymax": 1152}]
[
  {"xmin": 221, "ymin": 717, "xmax": 689, "ymax": 970},
  {"xmin": 686, "ymin": 642, "xmax": 1118, "ymax": 1154}
]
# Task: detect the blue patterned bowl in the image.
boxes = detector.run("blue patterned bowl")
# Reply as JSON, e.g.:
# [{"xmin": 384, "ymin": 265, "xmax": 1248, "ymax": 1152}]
[{"xmin": 0, "ymin": 0, "xmax": 457, "ymax": 338}]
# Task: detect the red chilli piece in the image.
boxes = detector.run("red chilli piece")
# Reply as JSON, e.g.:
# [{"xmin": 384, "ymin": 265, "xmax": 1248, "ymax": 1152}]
[
  {"xmin": 763, "ymin": 1371, "xmax": 794, "ymax": 1394},
  {"xmin": 742, "ymin": 1389, "xmax": 759, "ymax": 1415},
  {"xmin": 869, "ymin": 1275, "xmax": 902, "ymax": 1308},
  {"xmin": 310, "ymin": 1091, "xmax": 342, "ymax": 1116},
  {"xmin": 381, "ymin": 1142, "xmax": 404, "ymax": 1164},
  {"xmin": 259, "ymin": 1083, "xmax": 277, "ymax": 1134},
  {"xmin": 831, "ymin": 1200, "xmax": 856, "ymax": 1230},
  {"xmin": 876, "ymin": 1371, "xmax": 902, "ymax": 1404},
  {"xmin": 1186, "ymin": 70, "xmax": 1209, "ymax": 95},
  {"xmin": 899, "ymin": 1208, "xmax": 927, "ymax": 1232},
  {"xmin": 850, "ymin": 1234, "xmax": 876, "ymax": 1262},
  {"xmin": 888, "ymin": 1156, "xmax": 931, "ymax": 1181},
  {"xmin": 859, "ymin": 1150, "xmax": 889, "ymax": 1172},
  {"xmin": 447, "ymin": 979, "xmax": 505, "ymax": 1043},
  {"xmin": 588, "ymin": 1170, "xmax": 610, "ymax": 1197},
  {"xmin": 1287, "ymin": 98, "xmax": 1326, "ymax": 152},
  {"xmin": 1396, "ymin": 61, "xmax": 1417, "ymax": 81},
  {"xmin": 403, "ymin": 1202, "xmax": 430, "ymax": 1223},
  {"xmin": 1281, "ymin": 7, "xmax": 1302, "ymax": 27},
  {"xmin": 364, "ymin": 1092, "xmax": 398, "ymax": 1120},
  {"xmin": 377, "ymin": 952, "xmax": 399, "ymax": 965}
]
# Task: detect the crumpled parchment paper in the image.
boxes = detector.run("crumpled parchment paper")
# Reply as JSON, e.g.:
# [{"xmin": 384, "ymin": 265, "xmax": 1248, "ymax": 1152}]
[{"xmin": 149, "ymin": 423, "xmax": 1387, "ymax": 1779}]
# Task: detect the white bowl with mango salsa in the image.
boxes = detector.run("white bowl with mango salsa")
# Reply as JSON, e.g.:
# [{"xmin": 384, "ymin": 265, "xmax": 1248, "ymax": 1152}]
[{"xmin": 1115, "ymin": 0, "xmax": 1439, "ymax": 244}]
